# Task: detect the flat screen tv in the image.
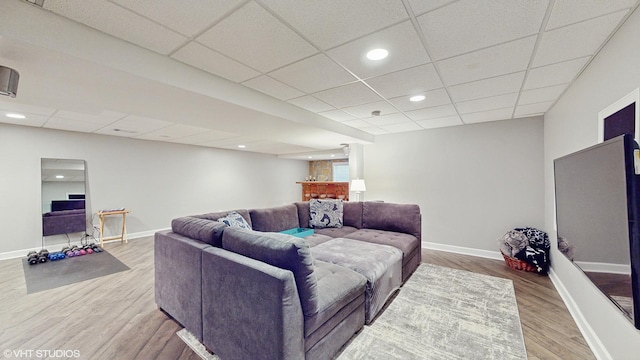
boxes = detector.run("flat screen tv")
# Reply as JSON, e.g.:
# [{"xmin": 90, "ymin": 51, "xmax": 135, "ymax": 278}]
[{"xmin": 554, "ymin": 134, "xmax": 640, "ymax": 328}]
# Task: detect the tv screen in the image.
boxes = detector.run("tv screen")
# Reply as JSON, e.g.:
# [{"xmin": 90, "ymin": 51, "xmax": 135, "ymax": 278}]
[{"xmin": 554, "ymin": 134, "xmax": 640, "ymax": 328}]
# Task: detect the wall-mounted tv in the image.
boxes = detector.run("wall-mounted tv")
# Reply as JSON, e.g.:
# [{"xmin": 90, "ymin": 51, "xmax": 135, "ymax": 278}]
[{"xmin": 554, "ymin": 134, "xmax": 640, "ymax": 328}]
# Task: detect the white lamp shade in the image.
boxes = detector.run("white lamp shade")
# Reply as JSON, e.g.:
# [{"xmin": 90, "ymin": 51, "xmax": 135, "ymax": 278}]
[{"xmin": 350, "ymin": 179, "xmax": 366, "ymax": 192}]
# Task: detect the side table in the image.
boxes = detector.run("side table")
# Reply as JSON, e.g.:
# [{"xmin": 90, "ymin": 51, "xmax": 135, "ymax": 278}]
[{"xmin": 97, "ymin": 209, "xmax": 130, "ymax": 247}]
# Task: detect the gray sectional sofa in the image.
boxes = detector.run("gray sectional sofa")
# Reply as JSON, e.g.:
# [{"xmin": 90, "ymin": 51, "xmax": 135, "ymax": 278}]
[{"xmin": 155, "ymin": 201, "xmax": 421, "ymax": 360}]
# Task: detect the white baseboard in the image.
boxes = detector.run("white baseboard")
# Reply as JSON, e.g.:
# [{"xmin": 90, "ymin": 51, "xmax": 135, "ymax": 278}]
[
  {"xmin": 422, "ymin": 241, "xmax": 503, "ymax": 261},
  {"xmin": 0, "ymin": 228, "xmax": 167, "ymax": 261},
  {"xmin": 548, "ymin": 268, "xmax": 611, "ymax": 360}
]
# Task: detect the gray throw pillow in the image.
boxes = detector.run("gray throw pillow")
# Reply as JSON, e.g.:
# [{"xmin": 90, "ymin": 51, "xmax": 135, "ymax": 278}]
[
  {"xmin": 222, "ymin": 228, "xmax": 319, "ymax": 316},
  {"xmin": 309, "ymin": 199, "xmax": 343, "ymax": 229}
]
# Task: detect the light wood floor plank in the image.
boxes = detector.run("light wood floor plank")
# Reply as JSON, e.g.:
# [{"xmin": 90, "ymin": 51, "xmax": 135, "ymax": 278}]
[{"xmin": 0, "ymin": 238, "xmax": 594, "ymax": 359}]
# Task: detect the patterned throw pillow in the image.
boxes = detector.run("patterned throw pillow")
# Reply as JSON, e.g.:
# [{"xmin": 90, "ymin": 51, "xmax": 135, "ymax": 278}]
[
  {"xmin": 217, "ymin": 211, "xmax": 252, "ymax": 230},
  {"xmin": 309, "ymin": 199, "xmax": 343, "ymax": 229}
]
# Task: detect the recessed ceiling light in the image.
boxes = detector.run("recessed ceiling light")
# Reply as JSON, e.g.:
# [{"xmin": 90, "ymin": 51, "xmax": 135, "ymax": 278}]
[
  {"xmin": 237, "ymin": 145, "xmax": 246, "ymax": 149},
  {"xmin": 308, "ymin": 156, "xmax": 313, "ymax": 159},
  {"xmin": 6, "ymin": 113, "xmax": 25, "ymax": 119},
  {"xmin": 410, "ymin": 95, "xmax": 426, "ymax": 102},
  {"xmin": 366, "ymin": 48, "xmax": 388, "ymax": 61},
  {"xmin": 55, "ymin": 175, "xmax": 64, "ymax": 179},
  {"xmin": 331, "ymin": 154, "xmax": 335, "ymax": 157}
]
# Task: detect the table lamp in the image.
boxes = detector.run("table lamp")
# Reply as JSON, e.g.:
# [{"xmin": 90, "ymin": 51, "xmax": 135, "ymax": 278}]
[{"xmin": 350, "ymin": 178, "xmax": 366, "ymax": 201}]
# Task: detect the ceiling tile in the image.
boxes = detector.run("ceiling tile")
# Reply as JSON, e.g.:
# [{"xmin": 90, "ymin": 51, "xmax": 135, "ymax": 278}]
[
  {"xmin": 416, "ymin": 115, "xmax": 464, "ymax": 129},
  {"xmin": 269, "ymin": 54, "xmax": 356, "ymax": 93},
  {"xmin": 341, "ymin": 119, "xmax": 371, "ymax": 128},
  {"xmin": 0, "ymin": 100, "xmax": 56, "ymax": 116},
  {"xmin": 196, "ymin": 1, "xmax": 317, "ymax": 72},
  {"xmin": 519, "ymin": 84, "xmax": 568, "ymax": 105},
  {"xmin": 327, "ymin": 21, "xmax": 430, "ymax": 79},
  {"xmin": 388, "ymin": 88, "xmax": 451, "ymax": 111},
  {"xmin": 456, "ymin": 93, "xmax": 519, "ymax": 114},
  {"xmin": 172, "ymin": 42, "xmax": 260, "ymax": 83},
  {"xmin": 514, "ymin": 101, "xmax": 554, "ymax": 117},
  {"xmin": 318, "ymin": 109, "xmax": 356, "ymax": 122},
  {"xmin": 242, "ymin": 75, "xmax": 304, "ymax": 100},
  {"xmin": 312, "ymin": 82, "xmax": 382, "ymax": 109},
  {"xmin": 0, "ymin": 113, "xmax": 49, "ymax": 128},
  {"xmin": 288, "ymin": 96, "xmax": 334, "ymax": 113},
  {"xmin": 44, "ymin": 0, "xmax": 187, "ymax": 55},
  {"xmin": 448, "ymin": 72, "xmax": 526, "ymax": 102},
  {"xmin": 533, "ymin": 10, "xmax": 628, "ymax": 67},
  {"xmin": 43, "ymin": 116, "xmax": 106, "ymax": 133},
  {"xmin": 546, "ymin": 0, "xmax": 636, "ymax": 30},
  {"xmin": 461, "ymin": 107, "xmax": 514, "ymax": 124},
  {"xmin": 438, "ymin": 36, "xmax": 536, "ymax": 86},
  {"xmin": 261, "ymin": 0, "xmax": 409, "ymax": 49},
  {"xmin": 407, "ymin": 0, "xmax": 458, "ymax": 16},
  {"xmin": 359, "ymin": 126, "xmax": 389, "ymax": 135},
  {"xmin": 405, "ymin": 104, "xmax": 458, "ymax": 121},
  {"xmin": 524, "ymin": 56, "xmax": 590, "ymax": 90},
  {"xmin": 342, "ymin": 101, "xmax": 398, "ymax": 118},
  {"xmin": 134, "ymin": 124, "xmax": 210, "ymax": 141},
  {"xmin": 379, "ymin": 121, "xmax": 423, "ymax": 133},
  {"xmin": 95, "ymin": 115, "xmax": 173, "ymax": 137},
  {"xmin": 170, "ymin": 129, "xmax": 238, "ymax": 144},
  {"xmin": 417, "ymin": 0, "xmax": 547, "ymax": 60},
  {"xmin": 365, "ymin": 64, "xmax": 443, "ymax": 99},
  {"xmin": 111, "ymin": 0, "xmax": 245, "ymax": 37},
  {"xmin": 365, "ymin": 113, "xmax": 411, "ymax": 126}
]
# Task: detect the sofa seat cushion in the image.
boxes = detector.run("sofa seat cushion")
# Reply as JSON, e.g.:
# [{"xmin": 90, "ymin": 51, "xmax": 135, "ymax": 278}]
[
  {"xmin": 311, "ymin": 238, "xmax": 402, "ymax": 324},
  {"xmin": 304, "ymin": 233, "xmax": 333, "ymax": 247},
  {"xmin": 249, "ymin": 204, "xmax": 300, "ymax": 232},
  {"xmin": 343, "ymin": 229, "xmax": 419, "ymax": 266},
  {"xmin": 313, "ymin": 226, "xmax": 358, "ymax": 239},
  {"xmin": 222, "ymin": 228, "xmax": 319, "ymax": 316},
  {"xmin": 304, "ymin": 261, "xmax": 366, "ymax": 341}
]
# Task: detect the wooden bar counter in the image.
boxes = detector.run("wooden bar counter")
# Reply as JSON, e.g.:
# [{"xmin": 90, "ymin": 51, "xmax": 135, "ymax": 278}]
[{"xmin": 296, "ymin": 181, "xmax": 349, "ymax": 201}]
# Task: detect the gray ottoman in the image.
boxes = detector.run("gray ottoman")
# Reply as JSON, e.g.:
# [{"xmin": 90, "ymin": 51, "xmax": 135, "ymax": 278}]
[{"xmin": 311, "ymin": 238, "xmax": 402, "ymax": 324}]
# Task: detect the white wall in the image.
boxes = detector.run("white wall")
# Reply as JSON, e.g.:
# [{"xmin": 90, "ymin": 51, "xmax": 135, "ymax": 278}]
[
  {"xmin": 0, "ymin": 123, "xmax": 307, "ymax": 254},
  {"xmin": 543, "ymin": 6, "xmax": 640, "ymax": 359},
  {"xmin": 364, "ymin": 117, "xmax": 544, "ymax": 252}
]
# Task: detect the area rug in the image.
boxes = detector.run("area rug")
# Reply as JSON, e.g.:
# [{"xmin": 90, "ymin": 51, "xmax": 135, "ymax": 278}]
[
  {"xmin": 22, "ymin": 250, "xmax": 130, "ymax": 294},
  {"xmin": 177, "ymin": 264, "xmax": 527, "ymax": 360}
]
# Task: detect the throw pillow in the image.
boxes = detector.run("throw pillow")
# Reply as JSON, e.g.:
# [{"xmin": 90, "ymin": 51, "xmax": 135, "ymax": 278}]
[
  {"xmin": 309, "ymin": 199, "xmax": 343, "ymax": 229},
  {"xmin": 217, "ymin": 211, "xmax": 252, "ymax": 230}
]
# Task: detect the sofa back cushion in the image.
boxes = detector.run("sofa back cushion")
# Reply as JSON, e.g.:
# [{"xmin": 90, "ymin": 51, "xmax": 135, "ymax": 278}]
[
  {"xmin": 171, "ymin": 217, "xmax": 227, "ymax": 247},
  {"xmin": 249, "ymin": 204, "xmax": 299, "ymax": 232},
  {"xmin": 362, "ymin": 202, "xmax": 421, "ymax": 240},
  {"xmin": 295, "ymin": 201, "xmax": 362, "ymax": 229},
  {"xmin": 222, "ymin": 228, "xmax": 319, "ymax": 316},
  {"xmin": 194, "ymin": 209, "xmax": 252, "ymax": 229}
]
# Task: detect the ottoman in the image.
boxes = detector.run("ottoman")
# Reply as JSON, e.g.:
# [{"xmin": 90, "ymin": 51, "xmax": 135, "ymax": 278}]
[{"xmin": 311, "ymin": 238, "xmax": 402, "ymax": 324}]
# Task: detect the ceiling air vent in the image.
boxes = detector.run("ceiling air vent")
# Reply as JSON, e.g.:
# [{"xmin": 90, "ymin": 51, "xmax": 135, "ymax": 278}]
[{"xmin": 0, "ymin": 66, "xmax": 19, "ymax": 98}]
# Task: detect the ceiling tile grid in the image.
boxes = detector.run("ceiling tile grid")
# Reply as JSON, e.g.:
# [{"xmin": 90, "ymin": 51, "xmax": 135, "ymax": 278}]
[{"xmin": 16, "ymin": 0, "xmax": 638, "ymax": 153}]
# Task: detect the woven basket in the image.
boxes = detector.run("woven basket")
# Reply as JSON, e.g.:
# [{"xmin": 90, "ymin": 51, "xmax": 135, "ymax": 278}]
[{"xmin": 501, "ymin": 252, "xmax": 537, "ymax": 272}]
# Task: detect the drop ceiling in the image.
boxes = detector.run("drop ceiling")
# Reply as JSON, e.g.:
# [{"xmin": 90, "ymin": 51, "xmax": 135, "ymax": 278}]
[{"xmin": 0, "ymin": 0, "xmax": 638, "ymax": 157}]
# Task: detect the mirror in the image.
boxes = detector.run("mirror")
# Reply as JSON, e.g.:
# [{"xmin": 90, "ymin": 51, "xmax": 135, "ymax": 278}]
[
  {"xmin": 41, "ymin": 158, "xmax": 87, "ymax": 238},
  {"xmin": 554, "ymin": 135, "xmax": 639, "ymax": 328}
]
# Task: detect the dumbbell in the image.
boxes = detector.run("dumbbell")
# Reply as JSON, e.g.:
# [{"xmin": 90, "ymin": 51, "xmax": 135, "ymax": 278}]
[
  {"xmin": 90, "ymin": 244, "xmax": 103, "ymax": 253},
  {"xmin": 27, "ymin": 251, "xmax": 39, "ymax": 265},
  {"xmin": 82, "ymin": 245, "xmax": 94, "ymax": 254},
  {"xmin": 38, "ymin": 249, "xmax": 49, "ymax": 263}
]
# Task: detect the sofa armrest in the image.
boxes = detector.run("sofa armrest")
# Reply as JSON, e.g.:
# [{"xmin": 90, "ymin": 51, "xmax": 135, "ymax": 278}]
[
  {"xmin": 201, "ymin": 247, "xmax": 305, "ymax": 360},
  {"xmin": 154, "ymin": 230, "xmax": 210, "ymax": 341}
]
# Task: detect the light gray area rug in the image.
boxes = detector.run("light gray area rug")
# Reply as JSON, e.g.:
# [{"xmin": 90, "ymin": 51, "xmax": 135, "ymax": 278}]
[{"xmin": 178, "ymin": 264, "xmax": 527, "ymax": 360}]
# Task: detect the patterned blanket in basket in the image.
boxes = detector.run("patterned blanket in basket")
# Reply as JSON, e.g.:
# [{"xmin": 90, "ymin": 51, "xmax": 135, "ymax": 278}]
[{"xmin": 498, "ymin": 227, "xmax": 550, "ymax": 274}]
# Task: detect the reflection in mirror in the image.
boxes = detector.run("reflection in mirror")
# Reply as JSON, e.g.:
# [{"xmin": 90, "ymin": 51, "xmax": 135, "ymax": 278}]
[
  {"xmin": 554, "ymin": 135, "xmax": 639, "ymax": 329},
  {"xmin": 41, "ymin": 158, "xmax": 87, "ymax": 238}
]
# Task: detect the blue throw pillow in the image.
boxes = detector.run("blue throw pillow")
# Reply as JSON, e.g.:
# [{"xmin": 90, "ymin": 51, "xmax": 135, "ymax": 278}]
[
  {"xmin": 309, "ymin": 199, "xmax": 343, "ymax": 229},
  {"xmin": 217, "ymin": 211, "xmax": 252, "ymax": 230}
]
